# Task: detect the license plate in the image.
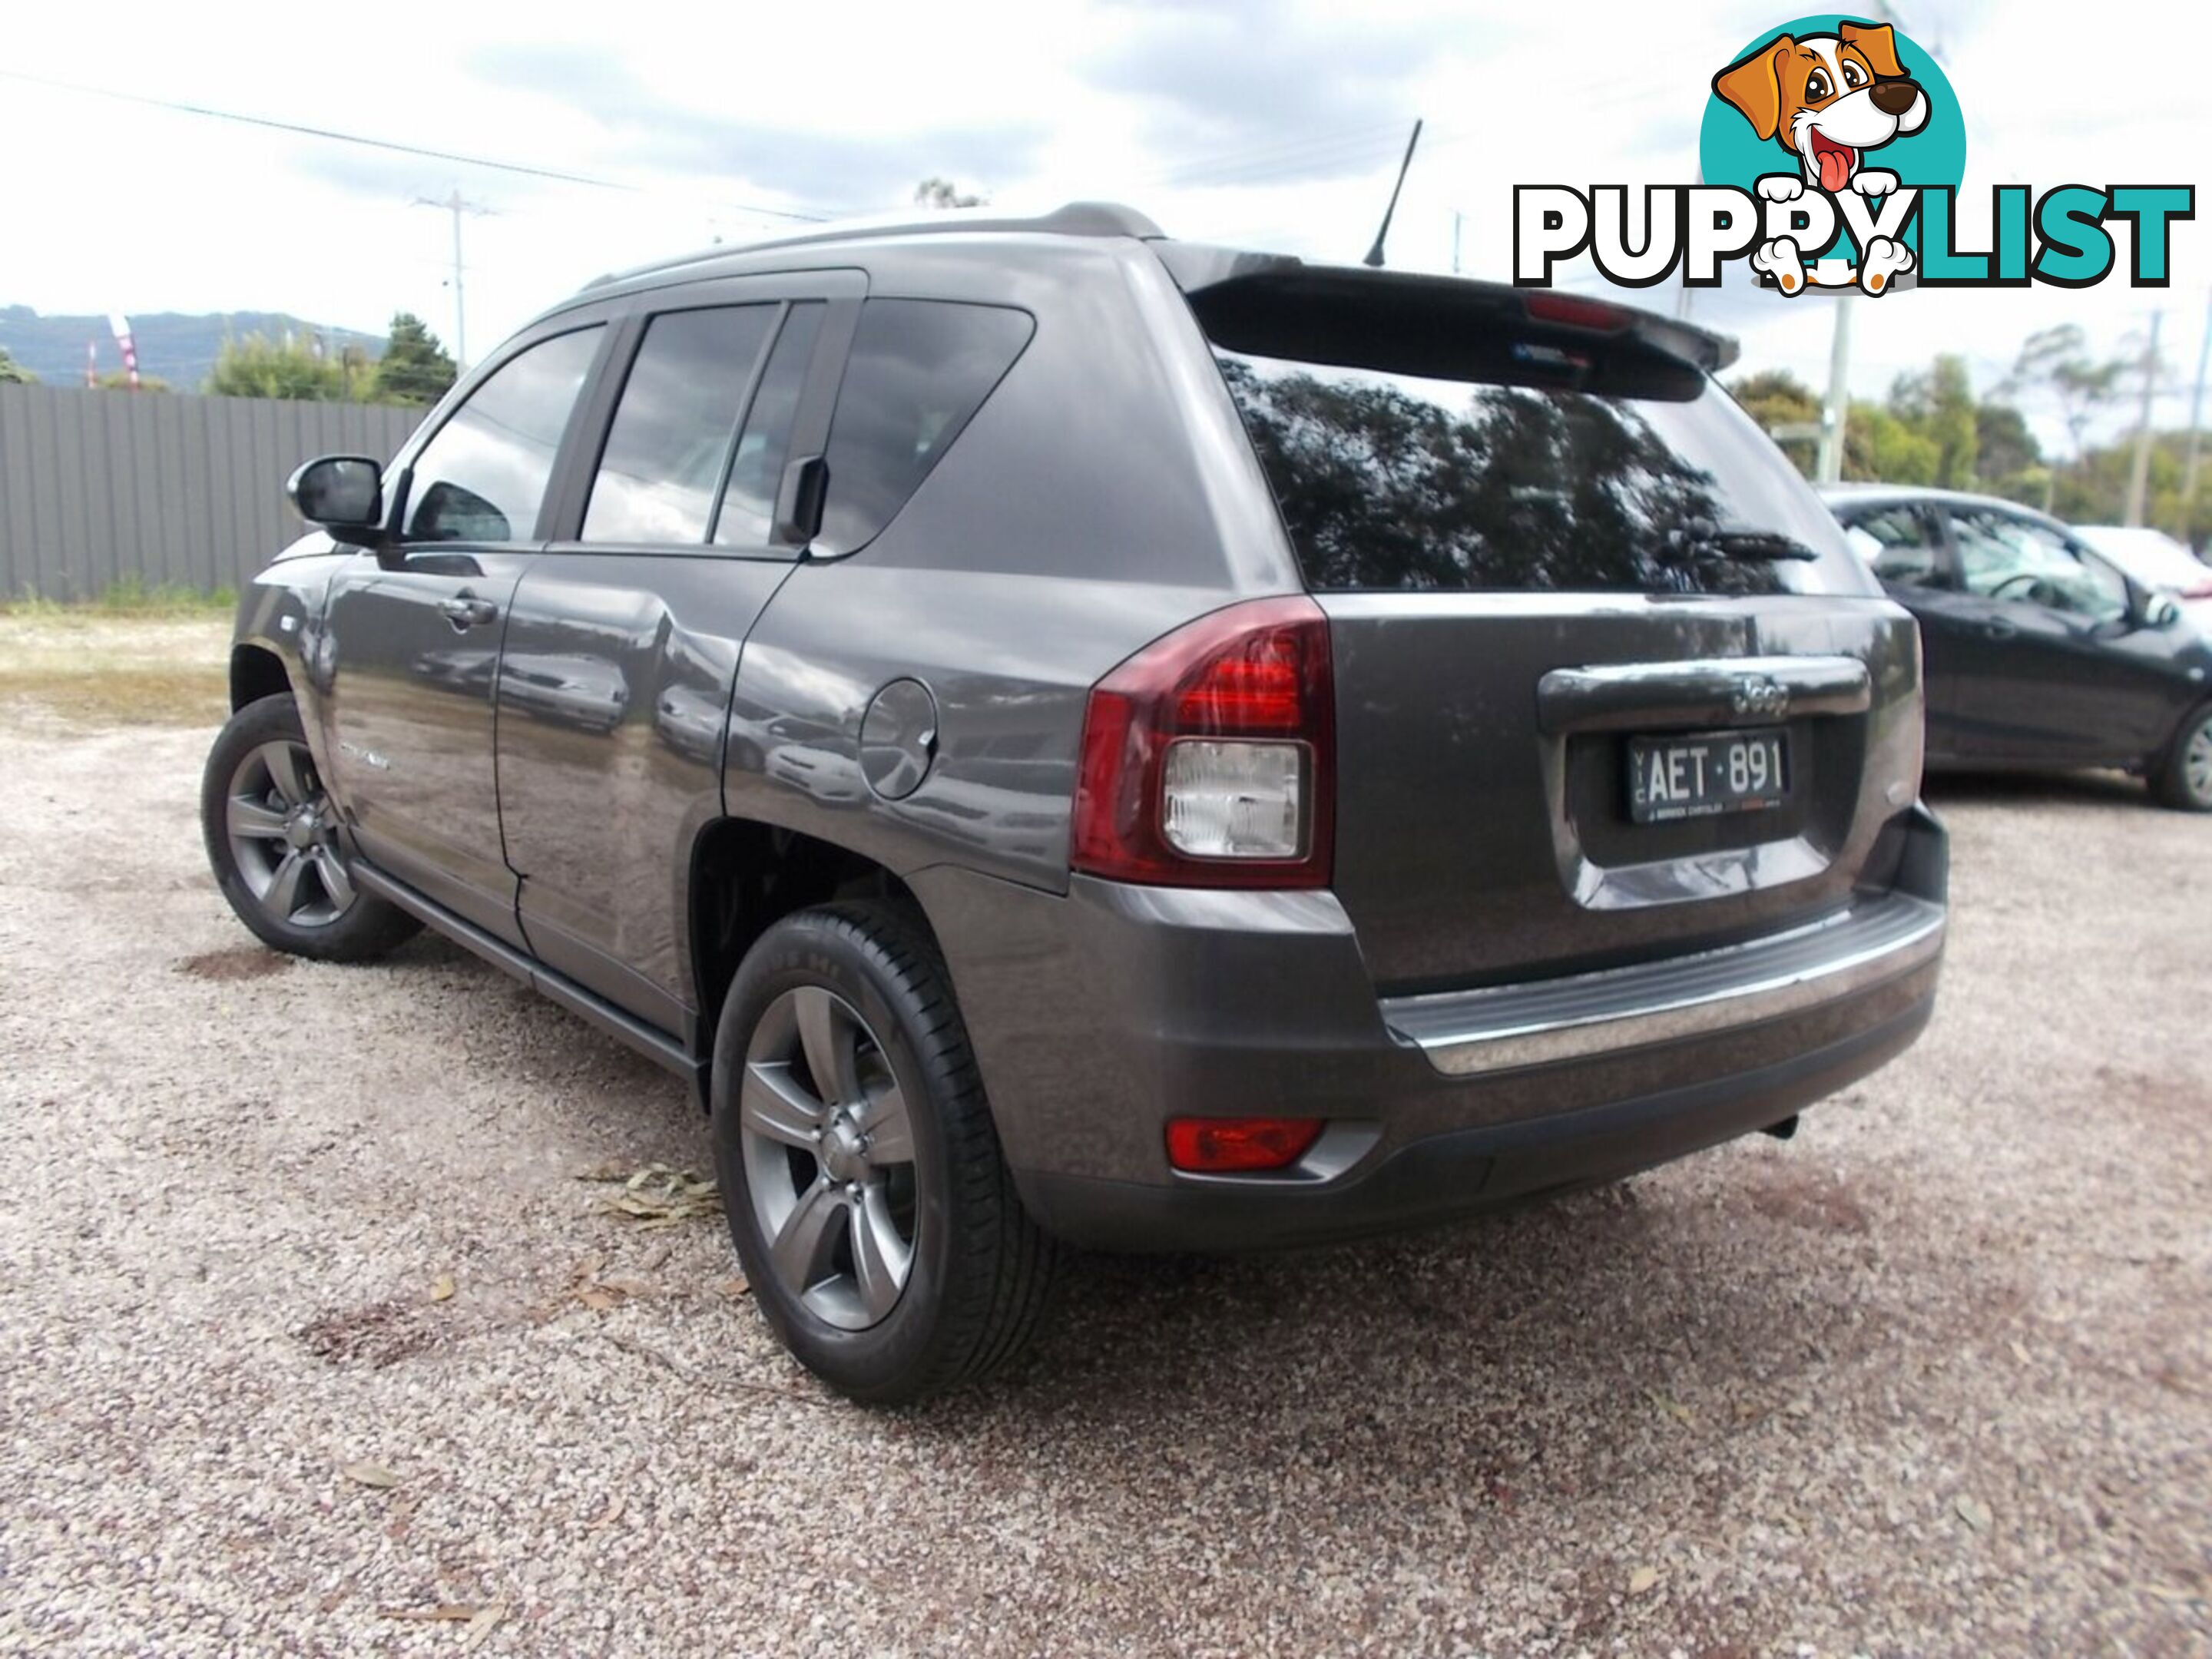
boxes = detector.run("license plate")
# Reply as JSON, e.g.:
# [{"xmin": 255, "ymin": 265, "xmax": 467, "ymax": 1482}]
[{"xmin": 1626, "ymin": 728, "xmax": 1790, "ymax": 823}]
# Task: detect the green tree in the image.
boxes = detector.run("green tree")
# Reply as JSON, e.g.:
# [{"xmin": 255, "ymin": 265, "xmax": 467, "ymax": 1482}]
[
  {"xmin": 1843, "ymin": 402, "xmax": 1939, "ymax": 484},
  {"xmin": 1728, "ymin": 369, "xmax": 1823, "ymax": 478},
  {"xmin": 371, "ymin": 313, "xmax": 457, "ymax": 406},
  {"xmin": 206, "ymin": 333, "xmax": 346, "ymax": 400},
  {"xmin": 1886, "ymin": 354, "xmax": 1977, "ymax": 488},
  {"xmin": 0, "ymin": 346, "xmax": 36, "ymax": 384},
  {"xmin": 1974, "ymin": 402, "xmax": 2041, "ymax": 482},
  {"xmin": 94, "ymin": 370, "xmax": 171, "ymax": 392},
  {"xmin": 914, "ymin": 176, "xmax": 986, "ymax": 209}
]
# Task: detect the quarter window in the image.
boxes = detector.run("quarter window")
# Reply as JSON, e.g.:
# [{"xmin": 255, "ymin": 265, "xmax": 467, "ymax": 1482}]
[
  {"xmin": 816, "ymin": 300, "xmax": 1035, "ymax": 555},
  {"xmin": 584, "ymin": 306, "xmax": 777, "ymax": 544},
  {"xmin": 403, "ymin": 328, "xmax": 601, "ymax": 543}
]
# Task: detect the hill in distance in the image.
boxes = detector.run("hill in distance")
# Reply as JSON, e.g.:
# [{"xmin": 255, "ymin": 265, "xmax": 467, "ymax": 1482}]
[{"xmin": 0, "ymin": 306, "xmax": 386, "ymax": 390}]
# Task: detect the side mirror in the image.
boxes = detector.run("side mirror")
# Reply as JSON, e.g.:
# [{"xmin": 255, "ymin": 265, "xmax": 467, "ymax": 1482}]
[
  {"xmin": 2142, "ymin": 592, "xmax": 2184, "ymax": 630},
  {"xmin": 287, "ymin": 455, "xmax": 386, "ymax": 541}
]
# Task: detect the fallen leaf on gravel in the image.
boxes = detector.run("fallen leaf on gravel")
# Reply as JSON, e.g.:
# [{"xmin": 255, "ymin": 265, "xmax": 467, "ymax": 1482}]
[
  {"xmin": 379, "ymin": 1604, "xmax": 482, "ymax": 1622},
  {"xmin": 2008, "ymin": 1339, "xmax": 2032, "ymax": 1366},
  {"xmin": 576, "ymin": 1286, "xmax": 620, "ymax": 1313},
  {"xmin": 1628, "ymin": 1566, "xmax": 1661, "ymax": 1595},
  {"xmin": 1955, "ymin": 1495, "xmax": 1994, "ymax": 1532},
  {"xmin": 341, "ymin": 1462, "xmax": 403, "ymax": 1490},
  {"xmin": 596, "ymin": 1164, "xmax": 721, "ymax": 1227},
  {"xmin": 1643, "ymin": 1386, "xmax": 1694, "ymax": 1426},
  {"xmin": 575, "ymin": 1161, "xmax": 632, "ymax": 1183},
  {"xmin": 587, "ymin": 1493, "xmax": 626, "ymax": 1530},
  {"xmin": 461, "ymin": 1601, "xmax": 507, "ymax": 1651},
  {"xmin": 720, "ymin": 1274, "xmax": 752, "ymax": 1300},
  {"xmin": 600, "ymin": 1276, "xmax": 657, "ymax": 1298},
  {"xmin": 429, "ymin": 1274, "xmax": 455, "ymax": 1303}
]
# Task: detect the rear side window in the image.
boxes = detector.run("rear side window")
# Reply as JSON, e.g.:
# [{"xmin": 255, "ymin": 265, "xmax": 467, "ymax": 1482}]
[
  {"xmin": 816, "ymin": 300, "xmax": 1033, "ymax": 555},
  {"xmin": 1845, "ymin": 505, "xmax": 1945, "ymax": 587},
  {"xmin": 584, "ymin": 305, "xmax": 777, "ymax": 544},
  {"xmin": 1211, "ymin": 345, "xmax": 1870, "ymax": 598},
  {"xmin": 716, "ymin": 303, "xmax": 825, "ymax": 548}
]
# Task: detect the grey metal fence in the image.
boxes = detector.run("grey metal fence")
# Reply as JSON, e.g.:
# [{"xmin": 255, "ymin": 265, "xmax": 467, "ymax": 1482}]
[{"xmin": 0, "ymin": 384, "xmax": 420, "ymax": 599}]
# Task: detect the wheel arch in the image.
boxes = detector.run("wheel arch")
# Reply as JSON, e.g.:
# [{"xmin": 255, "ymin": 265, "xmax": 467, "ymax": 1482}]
[
  {"xmin": 687, "ymin": 817, "xmax": 943, "ymax": 1095},
  {"xmin": 230, "ymin": 643, "xmax": 292, "ymax": 711}
]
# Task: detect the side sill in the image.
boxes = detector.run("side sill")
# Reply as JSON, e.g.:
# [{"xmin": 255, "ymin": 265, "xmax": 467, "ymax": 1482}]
[{"xmin": 351, "ymin": 860, "xmax": 707, "ymax": 1106}]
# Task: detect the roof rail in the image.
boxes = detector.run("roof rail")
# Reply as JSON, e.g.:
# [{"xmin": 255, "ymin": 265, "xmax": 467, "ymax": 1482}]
[{"xmin": 584, "ymin": 201, "xmax": 1164, "ymax": 290}]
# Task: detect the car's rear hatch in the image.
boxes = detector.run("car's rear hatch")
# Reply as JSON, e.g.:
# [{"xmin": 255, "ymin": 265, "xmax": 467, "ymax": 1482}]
[{"xmin": 1164, "ymin": 251, "xmax": 1926, "ymax": 992}]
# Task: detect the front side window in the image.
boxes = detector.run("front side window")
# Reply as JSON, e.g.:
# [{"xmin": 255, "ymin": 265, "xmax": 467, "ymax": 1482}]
[
  {"xmin": 403, "ymin": 328, "xmax": 601, "ymax": 543},
  {"xmin": 816, "ymin": 300, "xmax": 1035, "ymax": 555},
  {"xmin": 1949, "ymin": 508, "xmax": 2128, "ymax": 621},
  {"xmin": 1844, "ymin": 505, "xmax": 1945, "ymax": 588},
  {"xmin": 584, "ymin": 306, "xmax": 777, "ymax": 544}
]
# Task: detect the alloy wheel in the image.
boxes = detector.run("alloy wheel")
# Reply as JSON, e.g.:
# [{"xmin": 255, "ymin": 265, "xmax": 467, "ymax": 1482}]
[
  {"xmin": 2187, "ymin": 718, "xmax": 2212, "ymax": 806},
  {"xmin": 225, "ymin": 739, "xmax": 356, "ymax": 928},
  {"xmin": 738, "ymin": 985, "xmax": 919, "ymax": 1330}
]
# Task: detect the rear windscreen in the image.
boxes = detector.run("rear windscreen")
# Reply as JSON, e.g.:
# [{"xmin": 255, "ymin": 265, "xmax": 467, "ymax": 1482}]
[{"xmin": 1214, "ymin": 349, "xmax": 1874, "ymax": 598}]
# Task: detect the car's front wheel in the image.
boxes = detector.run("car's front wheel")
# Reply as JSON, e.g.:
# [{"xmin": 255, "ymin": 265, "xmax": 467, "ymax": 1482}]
[
  {"xmin": 2153, "ymin": 702, "xmax": 2212, "ymax": 812},
  {"xmin": 710, "ymin": 902, "xmax": 1057, "ymax": 1403},
  {"xmin": 200, "ymin": 693, "xmax": 423, "ymax": 961}
]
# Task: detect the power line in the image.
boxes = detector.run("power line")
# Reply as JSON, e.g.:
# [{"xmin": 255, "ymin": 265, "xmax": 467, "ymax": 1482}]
[{"xmin": 0, "ymin": 68, "xmax": 830, "ymax": 223}]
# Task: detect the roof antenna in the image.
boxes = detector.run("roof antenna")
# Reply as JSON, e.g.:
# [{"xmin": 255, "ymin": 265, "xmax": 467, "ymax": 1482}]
[{"xmin": 1362, "ymin": 119, "xmax": 1424, "ymax": 268}]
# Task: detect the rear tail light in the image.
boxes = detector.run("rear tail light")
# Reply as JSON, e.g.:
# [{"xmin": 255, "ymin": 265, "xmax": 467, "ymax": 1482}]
[
  {"xmin": 1166, "ymin": 1116, "xmax": 1325, "ymax": 1174},
  {"xmin": 1524, "ymin": 292, "xmax": 1631, "ymax": 331},
  {"xmin": 2182, "ymin": 579, "xmax": 2212, "ymax": 600},
  {"xmin": 1071, "ymin": 596, "xmax": 1333, "ymax": 888}
]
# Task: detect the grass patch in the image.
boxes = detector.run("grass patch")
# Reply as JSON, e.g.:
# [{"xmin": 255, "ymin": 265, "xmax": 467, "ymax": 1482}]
[
  {"xmin": 4, "ymin": 578, "xmax": 238, "ymax": 620},
  {"xmin": 0, "ymin": 611, "xmax": 230, "ymax": 726}
]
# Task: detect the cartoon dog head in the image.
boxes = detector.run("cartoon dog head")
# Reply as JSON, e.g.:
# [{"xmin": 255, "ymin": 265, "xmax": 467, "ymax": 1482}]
[{"xmin": 1713, "ymin": 22, "xmax": 1929, "ymax": 193}]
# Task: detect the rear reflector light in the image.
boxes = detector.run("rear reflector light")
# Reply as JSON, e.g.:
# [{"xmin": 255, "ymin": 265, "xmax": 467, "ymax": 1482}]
[
  {"xmin": 1167, "ymin": 1116, "xmax": 1325, "ymax": 1174},
  {"xmin": 1072, "ymin": 596, "xmax": 1333, "ymax": 888},
  {"xmin": 2183, "ymin": 580, "xmax": 2212, "ymax": 599}
]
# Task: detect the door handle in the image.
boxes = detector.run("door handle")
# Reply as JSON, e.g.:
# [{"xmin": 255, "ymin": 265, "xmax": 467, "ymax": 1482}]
[
  {"xmin": 1984, "ymin": 619, "xmax": 2017, "ymax": 641},
  {"xmin": 440, "ymin": 594, "xmax": 499, "ymax": 630}
]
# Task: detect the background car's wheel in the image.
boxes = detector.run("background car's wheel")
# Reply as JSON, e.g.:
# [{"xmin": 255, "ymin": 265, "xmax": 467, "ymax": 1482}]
[
  {"xmin": 710, "ymin": 902, "xmax": 1057, "ymax": 1404},
  {"xmin": 200, "ymin": 693, "xmax": 423, "ymax": 961},
  {"xmin": 2152, "ymin": 703, "xmax": 2212, "ymax": 812}
]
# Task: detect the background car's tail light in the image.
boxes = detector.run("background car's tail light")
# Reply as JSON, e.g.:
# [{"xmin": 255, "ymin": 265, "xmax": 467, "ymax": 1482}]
[
  {"xmin": 1166, "ymin": 1116, "xmax": 1325, "ymax": 1174},
  {"xmin": 1071, "ymin": 596, "xmax": 1333, "ymax": 887}
]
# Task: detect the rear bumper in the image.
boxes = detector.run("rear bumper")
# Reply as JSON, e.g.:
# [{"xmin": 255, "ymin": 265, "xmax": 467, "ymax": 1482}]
[{"xmin": 911, "ymin": 803, "xmax": 1946, "ymax": 1253}]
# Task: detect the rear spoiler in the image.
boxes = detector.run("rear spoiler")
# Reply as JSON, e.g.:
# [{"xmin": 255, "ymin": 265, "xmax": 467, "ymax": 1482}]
[{"xmin": 1152, "ymin": 243, "xmax": 1739, "ymax": 379}]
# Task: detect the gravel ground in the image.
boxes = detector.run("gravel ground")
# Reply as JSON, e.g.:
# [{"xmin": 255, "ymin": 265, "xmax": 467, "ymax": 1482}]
[{"xmin": 0, "ymin": 707, "xmax": 2207, "ymax": 1657}]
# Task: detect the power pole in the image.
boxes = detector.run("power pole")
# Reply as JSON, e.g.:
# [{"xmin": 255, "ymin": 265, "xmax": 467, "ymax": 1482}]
[
  {"xmin": 414, "ymin": 188, "xmax": 488, "ymax": 370},
  {"xmin": 1451, "ymin": 210, "xmax": 1463, "ymax": 276},
  {"xmin": 2124, "ymin": 309, "xmax": 2162, "ymax": 528},
  {"xmin": 2180, "ymin": 288, "xmax": 2210, "ymax": 546},
  {"xmin": 1816, "ymin": 294, "xmax": 1856, "ymax": 484}
]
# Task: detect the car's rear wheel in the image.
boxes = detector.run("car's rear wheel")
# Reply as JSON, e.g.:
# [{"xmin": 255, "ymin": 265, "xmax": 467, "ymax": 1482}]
[
  {"xmin": 2152, "ymin": 703, "xmax": 2212, "ymax": 812},
  {"xmin": 710, "ymin": 902, "xmax": 1056, "ymax": 1403},
  {"xmin": 200, "ymin": 693, "xmax": 423, "ymax": 961}
]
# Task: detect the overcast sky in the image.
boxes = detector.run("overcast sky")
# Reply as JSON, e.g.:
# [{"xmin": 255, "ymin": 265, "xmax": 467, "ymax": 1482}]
[{"xmin": 2, "ymin": 0, "xmax": 2202, "ymax": 452}]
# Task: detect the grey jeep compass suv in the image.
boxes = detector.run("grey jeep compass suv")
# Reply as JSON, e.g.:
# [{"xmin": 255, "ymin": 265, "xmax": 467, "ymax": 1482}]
[{"xmin": 203, "ymin": 204, "xmax": 1946, "ymax": 1401}]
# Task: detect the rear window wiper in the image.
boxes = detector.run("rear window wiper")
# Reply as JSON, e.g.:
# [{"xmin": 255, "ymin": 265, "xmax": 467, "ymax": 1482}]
[{"xmin": 1663, "ymin": 521, "xmax": 1823, "ymax": 563}]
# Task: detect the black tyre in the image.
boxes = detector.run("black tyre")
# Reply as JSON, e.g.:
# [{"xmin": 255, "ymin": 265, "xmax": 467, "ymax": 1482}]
[
  {"xmin": 200, "ymin": 693, "xmax": 423, "ymax": 962},
  {"xmin": 2151, "ymin": 703, "xmax": 2212, "ymax": 812},
  {"xmin": 710, "ymin": 902, "xmax": 1057, "ymax": 1404}
]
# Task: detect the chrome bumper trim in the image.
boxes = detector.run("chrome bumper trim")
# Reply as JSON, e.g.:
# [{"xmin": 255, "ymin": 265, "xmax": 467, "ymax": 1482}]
[{"xmin": 1382, "ymin": 893, "xmax": 1945, "ymax": 1077}]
